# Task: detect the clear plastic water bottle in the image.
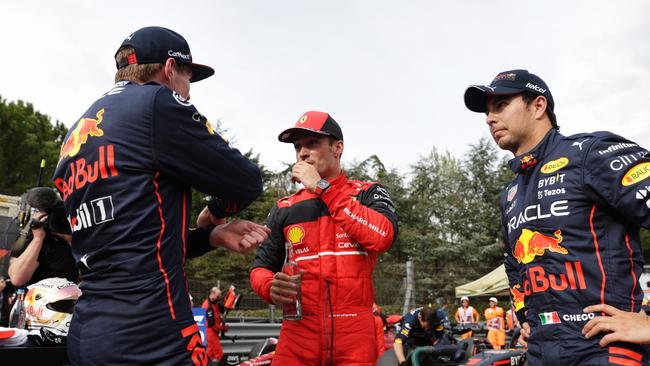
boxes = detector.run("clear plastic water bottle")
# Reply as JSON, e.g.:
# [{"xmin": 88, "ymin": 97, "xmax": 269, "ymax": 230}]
[
  {"xmin": 9, "ymin": 288, "xmax": 26, "ymax": 329},
  {"xmin": 282, "ymin": 242, "xmax": 302, "ymax": 321}
]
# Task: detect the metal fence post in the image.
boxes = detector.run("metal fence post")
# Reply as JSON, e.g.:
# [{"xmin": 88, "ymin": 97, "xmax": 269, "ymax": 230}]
[
  {"xmin": 269, "ymin": 304, "xmax": 276, "ymax": 323},
  {"xmin": 403, "ymin": 260, "xmax": 414, "ymax": 314}
]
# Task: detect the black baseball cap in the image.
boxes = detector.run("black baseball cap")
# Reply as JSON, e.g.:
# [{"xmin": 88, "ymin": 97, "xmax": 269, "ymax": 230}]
[
  {"xmin": 115, "ymin": 26, "xmax": 214, "ymax": 83},
  {"xmin": 278, "ymin": 111, "xmax": 344, "ymax": 143},
  {"xmin": 464, "ymin": 69, "xmax": 555, "ymax": 122}
]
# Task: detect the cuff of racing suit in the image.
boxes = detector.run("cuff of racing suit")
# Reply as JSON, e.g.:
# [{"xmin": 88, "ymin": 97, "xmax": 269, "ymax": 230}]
[
  {"xmin": 250, "ymin": 267, "xmax": 274, "ymax": 304},
  {"xmin": 207, "ymin": 197, "xmax": 239, "ymax": 218},
  {"xmin": 516, "ymin": 308, "xmax": 527, "ymax": 325},
  {"xmin": 319, "ymin": 182, "xmax": 342, "ymax": 208},
  {"xmin": 186, "ymin": 225, "xmax": 216, "ymax": 259}
]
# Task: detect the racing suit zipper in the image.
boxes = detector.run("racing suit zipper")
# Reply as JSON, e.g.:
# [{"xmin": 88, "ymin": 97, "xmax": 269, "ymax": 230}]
[{"xmin": 323, "ymin": 279, "xmax": 334, "ymax": 366}]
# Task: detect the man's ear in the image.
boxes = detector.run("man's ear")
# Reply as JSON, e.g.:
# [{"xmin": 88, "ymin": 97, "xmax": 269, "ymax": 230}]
[
  {"xmin": 163, "ymin": 58, "xmax": 176, "ymax": 81},
  {"xmin": 533, "ymin": 96, "xmax": 548, "ymax": 120},
  {"xmin": 333, "ymin": 140, "xmax": 344, "ymax": 159}
]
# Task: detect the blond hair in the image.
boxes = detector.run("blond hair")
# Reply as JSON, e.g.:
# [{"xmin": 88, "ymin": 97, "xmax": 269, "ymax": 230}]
[{"xmin": 114, "ymin": 46, "xmax": 163, "ymax": 83}]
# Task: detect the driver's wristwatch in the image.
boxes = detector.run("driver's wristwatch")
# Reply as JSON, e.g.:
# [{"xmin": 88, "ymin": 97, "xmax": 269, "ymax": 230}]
[{"xmin": 313, "ymin": 179, "xmax": 330, "ymax": 196}]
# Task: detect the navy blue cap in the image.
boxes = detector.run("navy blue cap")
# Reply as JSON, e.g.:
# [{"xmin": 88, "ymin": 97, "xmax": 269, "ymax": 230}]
[
  {"xmin": 115, "ymin": 26, "xmax": 214, "ymax": 83},
  {"xmin": 464, "ymin": 69, "xmax": 555, "ymax": 121}
]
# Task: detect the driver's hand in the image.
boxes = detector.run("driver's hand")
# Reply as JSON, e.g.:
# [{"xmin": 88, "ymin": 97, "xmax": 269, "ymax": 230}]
[
  {"xmin": 269, "ymin": 271, "xmax": 303, "ymax": 305},
  {"xmin": 519, "ymin": 322, "xmax": 530, "ymax": 347}
]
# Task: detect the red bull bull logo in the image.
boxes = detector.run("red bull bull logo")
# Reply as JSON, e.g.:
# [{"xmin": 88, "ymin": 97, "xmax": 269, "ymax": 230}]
[
  {"xmin": 519, "ymin": 154, "xmax": 538, "ymax": 170},
  {"xmin": 59, "ymin": 108, "xmax": 105, "ymax": 161},
  {"xmin": 511, "ymin": 284, "xmax": 525, "ymax": 311},
  {"xmin": 512, "ymin": 229, "xmax": 567, "ymax": 264}
]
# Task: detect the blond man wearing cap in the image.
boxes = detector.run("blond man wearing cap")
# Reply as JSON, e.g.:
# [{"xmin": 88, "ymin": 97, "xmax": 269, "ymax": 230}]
[
  {"xmin": 54, "ymin": 26, "xmax": 269, "ymax": 366},
  {"xmin": 484, "ymin": 297, "xmax": 506, "ymax": 350},
  {"xmin": 250, "ymin": 111, "xmax": 398, "ymax": 366},
  {"xmin": 455, "ymin": 296, "xmax": 480, "ymax": 339}
]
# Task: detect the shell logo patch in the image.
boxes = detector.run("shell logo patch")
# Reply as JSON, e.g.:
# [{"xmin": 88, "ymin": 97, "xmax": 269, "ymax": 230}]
[
  {"xmin": 286, "ymin": 225, "xmax": 305, "ymax": 245},
  {"xmin": 540, "ymin": 157, "xmax": 569, "ymax": 174}
]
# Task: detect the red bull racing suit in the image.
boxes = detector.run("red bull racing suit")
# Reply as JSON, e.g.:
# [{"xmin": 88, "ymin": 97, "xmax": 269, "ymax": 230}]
[
  {"xmin": 250, "ymin": 172, "xmax": 398, "ymax": 366},
  {"xmin": 502, "ymin": 129, "xmax": 650, "ymax": 366},
  {"xmin": 394, "ymin": 307, "xmax": 448, "ymax": 351},
  {"xmin": 52, "ymin": 81, "xmax": 262, "ymax": 366}
]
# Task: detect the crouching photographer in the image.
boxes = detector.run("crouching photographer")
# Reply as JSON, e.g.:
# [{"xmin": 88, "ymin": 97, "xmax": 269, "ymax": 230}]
[{"xmin": 9, "ymin": 187, "xmax": 77, "ymax": 288}]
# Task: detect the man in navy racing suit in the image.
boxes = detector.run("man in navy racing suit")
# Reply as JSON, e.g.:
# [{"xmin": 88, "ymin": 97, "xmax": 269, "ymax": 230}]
[
  {"xmin": 393, "ymin": 307, "xmax": 449, "ymax": 365},
  {"xmin": 464, "ymin": 69, "xmax": 650, "ymax": 366},
  {"xmin": 53, "ymin": 26, "xmax": 269, "ymax": 366}
]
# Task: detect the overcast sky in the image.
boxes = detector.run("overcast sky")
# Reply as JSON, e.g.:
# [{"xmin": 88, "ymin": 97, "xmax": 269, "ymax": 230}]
[{"xmin": 2, "ymin": 0, "xmax": 649, "ymax": 174}]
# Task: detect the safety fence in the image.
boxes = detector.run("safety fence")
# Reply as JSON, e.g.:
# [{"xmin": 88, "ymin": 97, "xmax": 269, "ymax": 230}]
[{"xmin": 188, "ymin": 262, "xmax": 503, "ymax": 320}]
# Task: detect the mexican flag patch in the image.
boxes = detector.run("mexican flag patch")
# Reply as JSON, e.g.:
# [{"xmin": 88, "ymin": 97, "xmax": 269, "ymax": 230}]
[{"xmin": 539, "ymin": 311, "xmax": 561, "ymax": 325}]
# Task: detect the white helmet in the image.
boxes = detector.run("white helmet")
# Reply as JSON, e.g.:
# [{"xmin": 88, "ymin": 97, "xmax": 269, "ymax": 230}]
[{"xmin": 25, "ymin": 278, "xmax": 81, "ymax": 335}]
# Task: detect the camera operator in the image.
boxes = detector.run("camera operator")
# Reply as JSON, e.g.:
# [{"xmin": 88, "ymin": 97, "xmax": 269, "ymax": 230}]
[{"xmin": 9, "ymin": 189, "xmax": 76, "ymax": 288}]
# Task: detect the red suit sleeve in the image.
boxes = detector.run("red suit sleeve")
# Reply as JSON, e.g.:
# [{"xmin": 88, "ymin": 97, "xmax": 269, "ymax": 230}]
[
  {"xmin": 250, "ymin": 267, "xmax": 275, "ymax": 304},
  {"xmin": 320, "ymin": 182, "xmax": 398, "ymax": 253}
]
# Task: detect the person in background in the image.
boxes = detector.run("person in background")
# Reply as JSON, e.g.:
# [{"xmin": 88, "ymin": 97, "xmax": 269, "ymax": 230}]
[
  {"xmin": 454, "ymin": 296, "xmax": 479, "ymax": 339},
  {"xmin": 0, "ymin": 277, "xmax": 6, "ymax": 325},
  {"xmin": 393, "ymin": 306, "xmax": 449, "ymax": 366},
  {"xmin": 506, "ymin": 302, "xmax": 520, "ymax": 332},
  {"xmin": 202, "ymin": 287, "xmax": 227, "ymax": 363},
  {"xmin": 484, "ymin": 297, "xmax": 505, "ymax": 350},
  {"xmin": 9, "ymin": 210, "xmax": 76, "ymax": 288},
  {"xmin": 373, "ymin": 303, "xmax": 386, "ymax": 358}
]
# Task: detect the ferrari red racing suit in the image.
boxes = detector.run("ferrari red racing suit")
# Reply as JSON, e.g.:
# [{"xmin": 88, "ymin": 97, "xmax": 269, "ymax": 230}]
[{"xmin": 250, "ymin": 172, "xmax": 398, "ymax": 366}]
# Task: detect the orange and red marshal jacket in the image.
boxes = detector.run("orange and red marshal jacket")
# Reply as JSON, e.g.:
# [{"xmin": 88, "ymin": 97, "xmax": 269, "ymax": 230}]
[{"xmin": 250, "ymin": 172, "xmax": 398, "ymax": 366}]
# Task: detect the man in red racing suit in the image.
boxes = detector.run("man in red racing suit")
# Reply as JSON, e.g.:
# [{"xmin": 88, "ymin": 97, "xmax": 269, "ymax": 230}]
[
  {"xmin": 202, "ymin": 287, "xmax": 227, "ymax": 363},
  {"xmin": 250, "ymin": 111, "xmax": 398, "ymax": 366}
]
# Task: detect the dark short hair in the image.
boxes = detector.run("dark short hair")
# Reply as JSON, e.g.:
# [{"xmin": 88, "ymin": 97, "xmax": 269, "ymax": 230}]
[
  {"xmin": 521, "ymin": 91, "xmax": 559, "ymax": 130},
  {"xmin": 419, "ymin": 307, "xmax": 438, "ymax": 324}
]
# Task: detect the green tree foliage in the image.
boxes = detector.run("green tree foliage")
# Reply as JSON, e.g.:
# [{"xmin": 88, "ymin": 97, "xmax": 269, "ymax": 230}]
[
  {"xmin": 184, "ymin": 152, "xmax": 296, "ymax": 287},
  {"xmin": 395, "ymin": 139, "xmax": 513, "ymax": 303},
  {"xmin": 0, "ymin": 96, "xmax": 67, "ymax": 194}
]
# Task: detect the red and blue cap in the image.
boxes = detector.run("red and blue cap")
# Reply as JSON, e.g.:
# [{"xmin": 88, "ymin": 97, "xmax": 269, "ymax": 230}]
[
  {"xmin": 464, "ymin": 69, "xmax": 555, "ymax": 122},
  {"xmin": 278, "ymin": 111, "xmax": 344, "ymax": 143},
  {"xmin": 115, "ymin": 26, "xmax": 214, "ymax": 83}
]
